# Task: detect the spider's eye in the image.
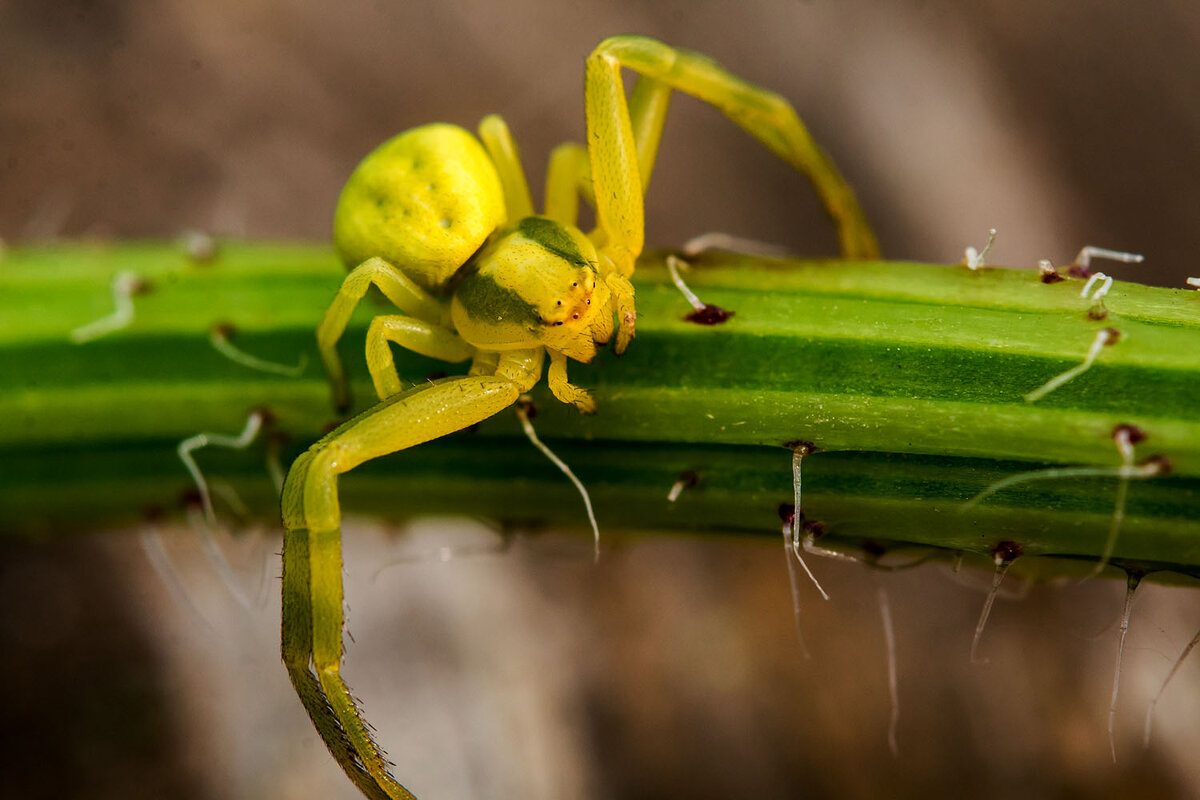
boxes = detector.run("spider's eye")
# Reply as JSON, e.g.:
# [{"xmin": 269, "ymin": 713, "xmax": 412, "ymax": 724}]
[
  {"xmin": 556, "ymin": 300, "xmax": 562, "ymax": 306},
  {"xmin": 572, "ymin": 282, "xmax": 578, "ymax": 288}
]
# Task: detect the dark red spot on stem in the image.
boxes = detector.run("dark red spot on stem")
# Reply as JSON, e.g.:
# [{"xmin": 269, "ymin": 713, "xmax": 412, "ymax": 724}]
[
  {"xmin": 862, "ymin": 539, "xmax": 887, "ymax": 558},
  {"xmin": 1112, "ymin": 424, "xmax": 1147, "ymax": 445},
  {"xmin": 516, "ymin": 398, "xmax": 538, "ymax": 419},
  {"xmin": 991, "ymin": 540, "xmax": 1023, "ymax": 563},
  {"xmin": 179, "ymin": 488, "xmax": 204, "ymax": 510},
  {"xmin": 1143, "ymin": 455, "xmax": 1172, "ymax": 475},
  {"xmin": 685, "ymin": 304, "xmax": 734, "ymax": 325}
]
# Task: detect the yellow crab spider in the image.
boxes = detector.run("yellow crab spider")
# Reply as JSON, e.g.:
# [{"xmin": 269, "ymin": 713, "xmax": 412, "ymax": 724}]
[{"xmin": 281, "ymin": 35, "xmax": 878, "ymax": 799}]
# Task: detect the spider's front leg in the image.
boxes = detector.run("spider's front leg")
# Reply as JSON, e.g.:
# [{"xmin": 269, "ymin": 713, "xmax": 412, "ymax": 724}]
[
  {"xmin": 547, "ymin": 349, "xmax": 596, "ymax": 413},
  {"xmin": 281, "ymin": 349, "xmax": 543, "ymax": 800},
  {"xmin": 317, "ymin": 257, "xmax": 449, "ymax": 413},
  {"xmin": 581, "ymin": 35, "xmax": 880, "ymax": 351},
  {"xmin": 364, "ymin": 315, "xmax": 475, "ymax": 401}
]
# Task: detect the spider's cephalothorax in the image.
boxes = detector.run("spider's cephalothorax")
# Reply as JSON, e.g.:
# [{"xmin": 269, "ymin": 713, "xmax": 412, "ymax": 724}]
[
  {"xmin": 452, "ymin": 216, "xmax": 613, "ymax": 362},
  {"xmin": 282, "ymin": 34, "xmax": 879, "ymax": 800}
]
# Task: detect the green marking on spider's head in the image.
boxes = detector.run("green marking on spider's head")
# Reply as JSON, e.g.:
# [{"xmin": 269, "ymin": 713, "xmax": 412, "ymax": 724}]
[
  {"xmin": 454, "ymin": 268, "xmax": 542, "ymax": 329},
  {"xmin": 517, "ymin": 216, "xmax": 594, "ymax": 268},
  {"xmin": 450, "ymin": 217, "xmax": 603, "ymax": 354}
]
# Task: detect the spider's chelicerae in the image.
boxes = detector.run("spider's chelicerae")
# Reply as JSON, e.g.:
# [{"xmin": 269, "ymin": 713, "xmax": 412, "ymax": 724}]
[{"xmin": 281, "ymin": 34, "xmax": 878, "ymax": 800}]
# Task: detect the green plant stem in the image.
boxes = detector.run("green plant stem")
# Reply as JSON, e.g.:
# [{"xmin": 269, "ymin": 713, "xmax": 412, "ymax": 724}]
[{"xmin": 2, "ymin": 242, "xmax": 1198, "ymax": 572}]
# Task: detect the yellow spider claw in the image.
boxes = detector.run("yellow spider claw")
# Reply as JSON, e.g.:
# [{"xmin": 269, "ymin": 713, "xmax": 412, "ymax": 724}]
[
  {"xmin": 587, "ymin": 277, "xmax": 614, "ymax": 345},
  {"xmin": 604, "ymin": 272, "xmax": 637, "ymax": 354},
  {"xmin": 548, "ymin": 350, "xmax": 597, "ymax": 413},
  {"xmin": 285, "ymin": 35, "xmax": 878, "ymax": 799}
]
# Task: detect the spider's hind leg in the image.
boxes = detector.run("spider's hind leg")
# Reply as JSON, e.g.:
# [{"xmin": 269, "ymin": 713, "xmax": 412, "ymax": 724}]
[
  {"xmin": 478, "ymin": 114, "xmax": 535, "ymax": 222},
  {"xmin": 281, "ymin": 352, "xmax": 542, "ymax": 800}
]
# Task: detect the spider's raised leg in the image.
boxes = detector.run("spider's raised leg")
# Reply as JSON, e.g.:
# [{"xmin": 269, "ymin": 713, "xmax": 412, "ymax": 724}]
[
  {"xmin": 542, "ymin": 77, "xmax": 671, "ymax": 352},
  {"xmin": 282, "ymin": 349, "xmax": 543, "ymax": 800},
  {"xmin": 317, "ymin": 257, "xmax": 449, "ymax": 413},
  {"xmin": 478, "ymin": 115, "xmax": 535, "ymax": 222},
  {"xmin": 585, "ymin": 34, "xmax": 879, "ymax": 271},
  {"xmin": 544, "ymin": 143, "xmax": 592, "ymax": 228},
  {"xmin": 543, "ymin": 77, "xmax": 671, "ymax": 228},
  {"xmin": 364, "ymin": 315, "xmax": 475, "ymax": 401}
]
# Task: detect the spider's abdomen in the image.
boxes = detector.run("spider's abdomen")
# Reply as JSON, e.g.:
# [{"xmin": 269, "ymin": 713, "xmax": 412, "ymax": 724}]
[{"xmin": 333, "ymin": 123, "xmax": 505, "ymax": 292}]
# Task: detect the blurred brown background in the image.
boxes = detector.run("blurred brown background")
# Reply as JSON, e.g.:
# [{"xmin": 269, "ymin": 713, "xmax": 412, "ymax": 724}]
[{"xmin": 3, "ymin": 1, "xmax": 1200, "ymax": 799}]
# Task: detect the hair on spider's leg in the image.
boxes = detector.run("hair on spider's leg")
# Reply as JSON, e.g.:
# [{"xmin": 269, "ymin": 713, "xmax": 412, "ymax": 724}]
[
  {"xmin": 1143, "ymin": 626, "xmax": 1200, "ymax": 748},
  {"xmin": 666, "ymin": 254, "xmax": 734, "ymax": 325},
  {"xmin": 666, "ymin": 470, "xmax": 699, "ymax": 502},
  {"xmin": 1023, "ymin": 326, "xmax": 1120, "ymax": 403},
  {"xmin": 970, "ymin": 541, "xmax": 1022, "ymax": 665},
  {"xmin": 1108, "ymin": 568, "xmax": 1145, "ymax": 763},
  {"xmin": 961, "ymin": 228, "xmax": 997, "ymax": 271},
  {"xmin": 515, "ymin": 398, "xmax": 600, "ymax": 562},
  {"xmin": 69, "ymin": 271, "xmax": 148, "ymax": 343},
  {"xmin": 210, "ymin": 322, "xmax": 308, "ymax": 377}
]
